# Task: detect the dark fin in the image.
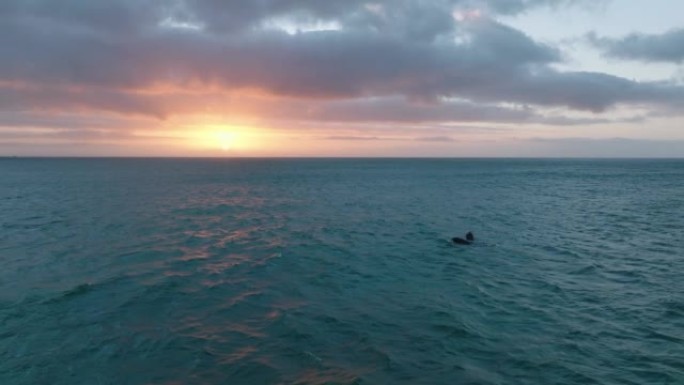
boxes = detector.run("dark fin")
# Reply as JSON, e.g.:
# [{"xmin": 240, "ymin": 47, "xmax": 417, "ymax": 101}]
[
  {"xmin": 452, "ymin": 237, "xmax": 471, "ymax": 245},
  {"xmin": 466, "ymin": 232, "xmax": 474, "ymax": 241}
]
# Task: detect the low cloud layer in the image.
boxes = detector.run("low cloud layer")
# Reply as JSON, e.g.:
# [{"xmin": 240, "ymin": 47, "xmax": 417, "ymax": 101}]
[
  {"xmin": 589, "ymin": 29, "xmax": 684, "ymax": 63},
  {"xmin": 1, "ymin": 0, "xmax": 683, "ymax": 149}
]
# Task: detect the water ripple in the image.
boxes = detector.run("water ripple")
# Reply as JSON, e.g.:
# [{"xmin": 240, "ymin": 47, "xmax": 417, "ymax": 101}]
[{"xmin": 1, "ymin": 159, "xmax": 683, "ymax": 384}]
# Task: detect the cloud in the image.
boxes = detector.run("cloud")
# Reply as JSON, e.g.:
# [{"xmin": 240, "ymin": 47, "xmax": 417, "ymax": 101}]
[
  {"xmin": 1, "ymin": 15, "xmax": 559, "ymax": 97},
  {"xmin": 324, "ymin": 135, "xmax": 384, "ymax": 141},
  {"xmin": 477, "ymin": 0, "xmax": 590, "ymax": 15},
  {"xmin": 413, "ymin": 135, "xmax": 456, "ymax": 142},
  {"xmin": 0, "ymin": 111, "xmax": 149, "ymax": 130},
  {"xmin": 321, "ymin": 135, "xmax": 455, "ymax": 142},
  {"xmin": 254, "ymin": 96, "xmax": 628, "ymax": 125},
  {"xmin": 1, "ymin": 0, "xmax": 683, "ymax": 136},
  {"xmin": 269, "ymin": 97, "xmax": 537, "ymax": 123},
  {"xmin": 589, "ymin": 29, "xmax": 684, "ymax": 63},
  {"xmin": 482, "ymin": 69, "xmax": 684, "ymax": 112},
  {"xmin": 0, "ymin": 83, "xmax": 168, "ymax": 118}
]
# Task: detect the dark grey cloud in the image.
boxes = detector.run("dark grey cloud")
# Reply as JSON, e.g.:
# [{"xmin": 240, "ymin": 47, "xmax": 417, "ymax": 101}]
[
  {"xmin": 0, "ymin": 14, "xmax": 558, "ymax": 96},
  {"xmin": 0, "ymin": 0, "xmax": 564, "ymax": 38},
  {"xmin": 473, "ymin": 69, "xmax": 684, "ymax": 112},
  {"xmin": 275, "ymin": 97, "xmax": 536, "ymax": 123},
  {"xmin": 589, "ymin": 29, "xmax": 684, "ymax": 63},
  {"xmin": 1, "ymin": 0, "xmax": 682, "ymax": 132},
  {"xmin": 263, "ymin": 97, "xmax": 625, "ymax": 126},
  {"xmin": 479, "ymin": 0, "xmax": 588, "ymax": 15}
]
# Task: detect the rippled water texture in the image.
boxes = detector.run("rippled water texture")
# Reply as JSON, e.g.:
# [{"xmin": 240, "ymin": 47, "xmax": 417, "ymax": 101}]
[{"xmin": 1, "ymin": 158, "xmax": 683, "ymax": 384}]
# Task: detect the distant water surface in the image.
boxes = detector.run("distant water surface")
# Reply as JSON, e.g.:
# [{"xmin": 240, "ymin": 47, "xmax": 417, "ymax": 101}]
[{"xmin": 1, "ymin": 158, "xmax": 683, "ymax": 384}]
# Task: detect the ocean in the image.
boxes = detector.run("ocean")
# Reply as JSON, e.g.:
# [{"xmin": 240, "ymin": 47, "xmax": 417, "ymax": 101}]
[{"xmin": 1, "ymin": 158, "xmax": 682, "ymax": 384}]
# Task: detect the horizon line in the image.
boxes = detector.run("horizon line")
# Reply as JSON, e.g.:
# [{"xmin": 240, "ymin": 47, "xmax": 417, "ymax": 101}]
[{"xmin": 1, "ymin": 156, "xmax": 683, "ymax": 160}]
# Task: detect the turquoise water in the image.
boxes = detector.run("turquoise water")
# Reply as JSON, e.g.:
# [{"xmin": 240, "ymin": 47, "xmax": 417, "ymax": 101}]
[{"xmin": 1, "ymin": 158, "xmax": 683, "ymax": 384}]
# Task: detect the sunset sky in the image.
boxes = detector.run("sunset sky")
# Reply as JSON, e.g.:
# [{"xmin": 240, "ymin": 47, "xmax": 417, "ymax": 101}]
[{"xmin": 2, "ymin": 0, "xmax": 683, "ymax": 157}]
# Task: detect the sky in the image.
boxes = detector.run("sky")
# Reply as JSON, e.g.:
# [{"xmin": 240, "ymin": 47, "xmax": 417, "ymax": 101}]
[{"xmin": 1, "ymin": 0, "xmax": 683, "ymax": 157}]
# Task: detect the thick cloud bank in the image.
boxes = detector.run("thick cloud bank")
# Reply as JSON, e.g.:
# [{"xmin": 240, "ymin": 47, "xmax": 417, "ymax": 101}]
[{"xmin": 1, "ymin": 0, "xmax": 682, "ymax": 130}]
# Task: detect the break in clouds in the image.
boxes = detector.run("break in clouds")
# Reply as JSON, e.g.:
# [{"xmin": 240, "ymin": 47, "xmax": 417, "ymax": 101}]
[{"xmin": 1, "ymin": 0, "xmax": 683, "ymax": 132}]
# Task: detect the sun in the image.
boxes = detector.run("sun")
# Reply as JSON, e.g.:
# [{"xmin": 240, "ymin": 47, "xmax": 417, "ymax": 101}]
[
  {"xmin": 188, "ymin": 124, "xmax": 252, "ymax": 153},
  {"xmin": 216, "ymin": 131, "xmax": 237, "ymax": 151},
  {"xmin": 177, "ymin": 122, "xmax": 264, "ymax": 154}
]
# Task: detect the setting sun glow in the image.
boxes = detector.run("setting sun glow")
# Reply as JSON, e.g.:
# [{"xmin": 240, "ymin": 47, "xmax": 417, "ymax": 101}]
[
  {"xmin": 186, "ymin": 125, "xmax": 252, "ymax": 154},
  {"xmin": 217, "ymin": 131, "xmax": 237, "ymax": 151}
]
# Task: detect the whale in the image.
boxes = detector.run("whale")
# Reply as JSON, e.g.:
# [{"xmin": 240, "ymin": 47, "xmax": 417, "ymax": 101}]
[{"xmin": 452, "ymin": 231, "xmax": 474, "ymax": 245}]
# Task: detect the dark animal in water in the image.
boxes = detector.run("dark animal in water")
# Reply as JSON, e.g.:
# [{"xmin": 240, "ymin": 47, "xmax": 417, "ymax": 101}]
[{"xmin": 452, "ymin": 231, "xmax": 475, "ymax": 245}]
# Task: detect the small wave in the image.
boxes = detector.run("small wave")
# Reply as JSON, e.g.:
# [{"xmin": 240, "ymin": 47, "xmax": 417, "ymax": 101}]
[
  {"xmin": 223, "ymin": 359, "xmax": 281, "ymax": 384},
  {"xmin": 217, "ymin": 345, "xmax": 259, "ymax": 365},
  {"xmin": 570, "ymin": 263, "xmax": 604, "ymax": 275},
  {"xmin": 224, "ymin": 289, "xmax": 264, "ymax": 308},
  {"xmin": 661, "ymin": 299, "xmax": 684, "ymax": 318},
  {"xmin": 429, "ymin": 321, "xmax": 477, "ymax": 340},
  {"xmin": 291, "ymin": 368, "xmax": 362, "ymax": 385},
  {"xmin": 62, "ymin": 283, "xmax": 93, "ymax": 297},
  {"xmin": 42, "ymin": 283, "xmax": 95, "ymax": 304},
  {"xmin": 603, "ymin": 269, "xmax": 646, "ymax": 284},
  {"xmin": 645, "ymin": 329, "xmax": 683, "ymax": 343}
]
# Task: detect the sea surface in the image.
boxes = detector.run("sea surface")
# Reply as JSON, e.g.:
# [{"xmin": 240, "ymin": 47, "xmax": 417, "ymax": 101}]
[{"xmin": 1, "ymin": 158, "xmax": 683, "ymax": 385}]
